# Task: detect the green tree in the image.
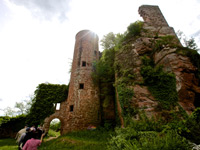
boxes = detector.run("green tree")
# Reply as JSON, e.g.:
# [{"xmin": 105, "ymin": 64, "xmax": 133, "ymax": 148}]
[
  {"xmin": 3, "ymin": 107, "xmax": 16, "ymax": 117},
  {"xmin": 184, "ymin": 37, "xmax": 199, "ymax": 50},
  {"xmin": 176, "ymin": 30, "xmax": 199, "ymax": 50},
  {"xmin": 101, "ymin": 32, "xmax": 116, "ymax": 50},
  {"xmin": 15, "ymin": 102, "xmax": 26, "ymax": 115}
]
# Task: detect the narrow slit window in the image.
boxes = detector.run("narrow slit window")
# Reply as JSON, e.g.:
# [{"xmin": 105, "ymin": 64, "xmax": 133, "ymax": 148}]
[
  {"xmin": 94, "ymin": 50, "xmax": 97, "ymax": 56},
  {"xmin": 79, "ymin": 83, "xmax": 84, "ymax": 89},
  {"xmin": 70, "ymin": 105, "xmax": 74, "ymax": 112},
  {"xmin": 82, "ymin": 61, "xmax": 86, "ymax": 67}
]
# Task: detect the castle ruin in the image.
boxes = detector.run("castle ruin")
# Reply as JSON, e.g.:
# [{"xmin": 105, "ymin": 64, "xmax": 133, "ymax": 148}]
[{"xmin": 43, "ymin": 5, "xmax": 200, "ymax": 134}]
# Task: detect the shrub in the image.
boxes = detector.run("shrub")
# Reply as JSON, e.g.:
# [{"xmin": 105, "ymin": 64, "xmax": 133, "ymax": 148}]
[
  {"xmin": 0, "ymin": 115, "xmax": 27, "ymax": 138},
  {"xmin": 179, "ymin": 108, "xmax": 200, "ymax": 144},
  {"xmin": 116, "ymin": 84, "xmax": 134, "ymax": 117},
  {"xmin": 152, "ymin": 35, "xmax": 179, "ymax": 54},
  {"xmin": 108, "ymin": 127, "xmax": 190, "ymax": 150},
  {"xmin": 123, "ymin": 21, "xmax": 144, "ymax": 41}
]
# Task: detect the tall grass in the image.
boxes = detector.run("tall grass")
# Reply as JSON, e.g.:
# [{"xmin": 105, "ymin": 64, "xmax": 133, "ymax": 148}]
[{"xmin": 0, "ymin": 138, "xmax": 18, "ymax": 150}]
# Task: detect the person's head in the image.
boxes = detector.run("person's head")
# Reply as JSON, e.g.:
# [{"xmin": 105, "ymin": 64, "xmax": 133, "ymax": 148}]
[{"xmin": 32, "ymin": 133, "xmax": 37, "ymax": 139}]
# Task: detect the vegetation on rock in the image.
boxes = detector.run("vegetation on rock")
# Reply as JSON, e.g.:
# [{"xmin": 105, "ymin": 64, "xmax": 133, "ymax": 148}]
[{"xmin": 140, "ymin": 56, "xmax": 178, "ymax": 110}]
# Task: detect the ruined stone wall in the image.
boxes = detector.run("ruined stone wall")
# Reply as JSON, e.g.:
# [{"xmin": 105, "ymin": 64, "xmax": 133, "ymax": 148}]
[
  {"xmin": 139, "ymin": 5, "xmax": 169, "ymax": 27},
  {"xmin": 139, "ymin": 5, "xmax": 177, "ymax": 37}
]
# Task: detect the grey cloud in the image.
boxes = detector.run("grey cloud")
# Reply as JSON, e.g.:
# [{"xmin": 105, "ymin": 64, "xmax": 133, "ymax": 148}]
[
  {"xmin": 9, "ymin": 0, "xmax": 71, "ymax": 22},
  {"xmin": 192, "ymin": 30, "xmax": 200, "ymax": 38},
  {"xmin": 0, "ymin": 1, "xmax": 12, "ymax": 30}
]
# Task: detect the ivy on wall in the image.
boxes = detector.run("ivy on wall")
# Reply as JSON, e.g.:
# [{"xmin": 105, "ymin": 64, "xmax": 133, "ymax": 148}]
[
  {"xmin": 26, "ymin": 83, "xmax": 69, "ymax": 126},
  {"xmin": 140, "ymin": 56, "xmax": 178, "ymax": 110},
  {"xmin": 92, "ymin": 48, "xmax": 116, "ymax": 125}
]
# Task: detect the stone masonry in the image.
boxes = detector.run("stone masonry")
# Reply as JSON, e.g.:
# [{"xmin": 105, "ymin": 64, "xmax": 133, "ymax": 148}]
[
  {"xmin": 139, "ymin": 5, "xmax": 177, "ymax": 37},
  {"xmin": 43, "ymin": 30, "xmax": 100, "ymax": 134}
]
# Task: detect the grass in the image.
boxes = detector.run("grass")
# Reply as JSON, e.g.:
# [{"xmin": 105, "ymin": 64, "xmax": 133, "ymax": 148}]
[
  {"xmin": 39, "ymin": 129, "xmax": 113, "ymax": 150},
  {"xmin": 0, "ymin": 138, "xmax": 18, "ymax": 150},
  {"xmin": 0, "ymin": 129, "xmax": 113, "ymax": 150},
  {"xmin": 46, "ymin": 129, "xmax": 60, "ymax": 138}
]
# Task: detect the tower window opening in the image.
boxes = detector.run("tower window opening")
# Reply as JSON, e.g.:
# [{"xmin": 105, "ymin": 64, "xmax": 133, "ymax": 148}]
[
  {"xmin": 70, "ymin": 105, "xmax": 74, "ymax": 112},
  {"xmin": 94, "ymin": 50, "xmax": 97, "ymax": 56},
  {"xmin": 82, "ymin": 61, "xmax": 86, "ymax": 67},
  {"xmin": 79, "ymin": 83, "xmax": 84, "ymax": 89}
]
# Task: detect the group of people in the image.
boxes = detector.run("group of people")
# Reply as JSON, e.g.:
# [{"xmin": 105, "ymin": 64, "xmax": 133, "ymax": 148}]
[{"xmin": 15, "ymin": 125, "xmax": 45, "ymax": 150}]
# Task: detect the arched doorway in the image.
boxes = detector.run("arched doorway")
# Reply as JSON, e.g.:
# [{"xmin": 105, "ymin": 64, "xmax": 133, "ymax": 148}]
[
  {"xmin": 48, "ymin": 118, "xmax": 61, "ymax": 138},
  {"xmin": 43, "ymin": 113, "xmax": 64, "ymax": 137}
]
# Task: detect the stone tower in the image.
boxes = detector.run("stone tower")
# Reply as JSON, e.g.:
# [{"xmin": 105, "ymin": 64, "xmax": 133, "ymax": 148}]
[
  {"xmin": 43, "ymin": 30, "xmax": 100, "ymax": 134},
  {"xmin": 66, "ymin": 30, "xmax": 101, "ymax": 130}
]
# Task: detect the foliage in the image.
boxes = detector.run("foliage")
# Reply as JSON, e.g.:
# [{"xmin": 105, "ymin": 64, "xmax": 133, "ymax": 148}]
[
  {"xmin": 26, "ymin": 83, "xmax": 69, "ymax": 126},
  {"xmin": 176, "ymin": 47, "xmax": 200, "ymax": 79},
  {"xmin": 176, "ymin": 30, "xmax": 199, "ymax": 51},
  {"xmin": 127, "ymin": 114, "xmax": 164, "ymax": 132},
  {"xmin": 0, "ymin": 115, "xmax": 27, "ymax": 138},
  {"xmin": 39, "ymin": 129, "xmax": 114, "ymax": 150},
  {"xmin": 0, "ymin": 138, "xmax": 18, "ymax": 150},
  {"xmin": 15, "ymin": 102, "xmax": 26, "ymax": 115},
  {"xmin": 108, "ymin": 127, "xmax": 190, "ymax": 150},
  {"xmin": 116, "ymin": 84, "xmax": 134, "ymax": 118},
  {"xmin": 184, "ymin": 37, "xmax": 199, "ymax": 50},
  {"xmin": 2, "ymin": 107, "xmax": 16, "ymax": 117},
  {"xmin": 92, "ymin": 48, "xmax": 116, "ymax": 124},
  {"xmin": 101, "ymin": 32, "xmax": 116, "ymax": 50},
  {"xmin": 114, "ymin": 43, "xmax": 139, "ymax": 122},
  {"xmin": 3, "ymin": 97, "xmax": 33, "ymax": 117},
  {"xmin": 151, "ymin": 35, "xmax": 178, "ymax": 54},
  {"xmin": 100, "ymin": 21, "xmax": 144, "ymax": 51},
  {"xmin": 179, "ymin": 107, "xmax": 200, "ymax": 144},
  {"xmin": 123, "ymin": 21, "xmax": 144, "ymax": 41},
  {"xmin": 141, "ymin": 56, "xmax": 178, "ymax": 110},
  {"xmin": 100, "ymin": 32, "xmax": 125, "ymax": 50},
  {"xmin": 46, "ymin": 129, "xmax": 60, "ymax": 137},
  {"xmin": 50, "ymin": 119, "xmax": 61, "ymax": 131}
]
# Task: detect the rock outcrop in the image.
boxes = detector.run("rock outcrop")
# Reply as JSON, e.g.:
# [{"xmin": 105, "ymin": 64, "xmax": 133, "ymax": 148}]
[{"xmin": 115, "ymin": 5, "xmax": 200, "ymax": 120}]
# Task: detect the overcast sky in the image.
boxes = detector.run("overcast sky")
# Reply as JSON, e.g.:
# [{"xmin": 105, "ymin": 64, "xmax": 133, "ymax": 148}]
[{"xmin": 0, "ymin": 0, "xmax": 200, "ymax": 116}]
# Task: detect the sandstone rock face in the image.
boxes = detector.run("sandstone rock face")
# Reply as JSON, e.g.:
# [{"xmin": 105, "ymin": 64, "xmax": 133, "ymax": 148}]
[
  {"xmin": 136, "ymin": 5, "xmax": 199, "ymax": 115},
  {"xmin": 154, "ymin": 49, "xmax": 199, "ymax": 114},
  {"xmin": 114, "ymin": 5, "xmax": 200, "ymax": 119},
  {"xmin": 132, "ymin": 85, "xmax": 158, "ymax": 118}
]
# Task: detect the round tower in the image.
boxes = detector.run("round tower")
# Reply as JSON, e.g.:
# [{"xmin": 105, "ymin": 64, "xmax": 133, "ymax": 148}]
[{"xmin": 66, "ymin": 30, "xmax": 100, "ymax": 131}]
